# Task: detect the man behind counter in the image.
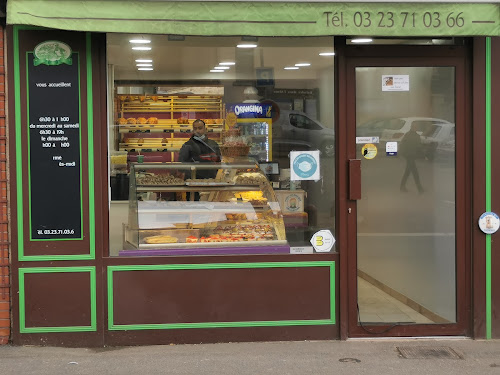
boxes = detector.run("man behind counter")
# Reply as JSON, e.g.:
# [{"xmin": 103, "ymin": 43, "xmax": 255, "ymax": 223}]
[{"xmin": 179, "ymin": 119, "xmax": 221, "ymax": 179}]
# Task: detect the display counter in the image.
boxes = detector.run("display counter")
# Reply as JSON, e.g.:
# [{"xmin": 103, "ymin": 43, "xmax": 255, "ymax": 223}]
[{"xmin": 121, "ymin": 160, "xmax": 288, "ymax": 256}]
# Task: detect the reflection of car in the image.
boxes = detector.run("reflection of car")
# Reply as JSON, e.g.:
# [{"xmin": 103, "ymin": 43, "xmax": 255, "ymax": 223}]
[
  {"xmin": 272, "ymin": 110, "xmax": 335, "ymax": 157},
  {"xmin": 357, "ymin": 117, "xmax": 455, "ymax": 159},
  {"xmin": 422, "ymin": 122, "xmax": 455, "ymax": 160}
]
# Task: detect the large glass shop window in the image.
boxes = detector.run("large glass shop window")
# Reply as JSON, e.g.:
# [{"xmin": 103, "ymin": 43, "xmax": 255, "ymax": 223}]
[{"xmin": 107, "ymin": 35, "xmax": 336, "ymax": 257}]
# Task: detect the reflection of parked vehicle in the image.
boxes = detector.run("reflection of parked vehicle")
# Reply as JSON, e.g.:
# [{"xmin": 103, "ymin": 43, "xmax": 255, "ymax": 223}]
[
  {"xmin": 357, "ymin": 117, "xmax": 455, "ymax": 159},
  {"xmin": 272, "ymin": 110, "xmax": 335, "ymax": 157},
  {"xmin": 422, "ymin": 122, "xmax": 455, "ymax": 160}
]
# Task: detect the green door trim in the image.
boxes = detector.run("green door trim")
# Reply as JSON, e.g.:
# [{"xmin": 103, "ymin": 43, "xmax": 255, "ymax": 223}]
[{"xmin": 485, "ymin": 36, "xmax": 492, "ymax": 340}]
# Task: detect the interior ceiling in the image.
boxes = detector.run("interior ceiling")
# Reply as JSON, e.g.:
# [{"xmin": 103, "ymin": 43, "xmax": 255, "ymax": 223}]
[{"xmin": 107, "ymin": 34, "xmax": 336, "ymax": 83}]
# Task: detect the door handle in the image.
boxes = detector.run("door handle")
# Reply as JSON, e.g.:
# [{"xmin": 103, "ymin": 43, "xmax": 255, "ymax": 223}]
[{"xmin": 348, "ymin": 159, "xmax": 361, "ymax": 200}]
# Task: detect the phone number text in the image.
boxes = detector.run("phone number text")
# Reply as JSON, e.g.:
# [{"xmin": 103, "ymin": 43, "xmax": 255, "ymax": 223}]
[
  {"xmin": 324, "ymin": 11, "xmax": 465, "ymax": 29},
  {"xmin": 37, "ymin": 229, "xmax": 75, "ymax": 235}
]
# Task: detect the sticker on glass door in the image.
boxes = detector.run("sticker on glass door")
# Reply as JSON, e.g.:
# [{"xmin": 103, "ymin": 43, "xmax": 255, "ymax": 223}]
[{"xmin": 361, "ymin": 144, "xmax": 377, "ymax": 159}]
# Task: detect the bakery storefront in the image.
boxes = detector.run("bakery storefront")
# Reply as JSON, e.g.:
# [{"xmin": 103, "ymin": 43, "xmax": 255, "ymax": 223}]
[{"xmin": 5, "ymin": 1, "xmax": 500, "ymax": 346}]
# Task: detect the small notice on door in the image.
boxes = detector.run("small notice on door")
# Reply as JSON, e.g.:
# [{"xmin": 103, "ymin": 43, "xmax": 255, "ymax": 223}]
[
  {"xmin": 386, "ymin": 142, "xmax": 398, "ymax": 156},
  {"xmin": 382, "ymin": 75, "xmax": 409, "ymax": 92}
]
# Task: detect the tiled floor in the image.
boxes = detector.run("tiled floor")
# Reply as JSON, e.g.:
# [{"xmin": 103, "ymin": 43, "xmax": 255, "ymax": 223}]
[{"xmin": 357, "ymin": 277, "xmax": 433, "ymax": 324}]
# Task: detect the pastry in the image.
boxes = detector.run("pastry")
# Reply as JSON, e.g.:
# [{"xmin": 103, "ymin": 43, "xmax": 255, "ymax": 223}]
[
  {"xmin": 186, "ymin": 236, "xmax": 198, "ymax": 243},
  {"xmin": 144, "ymin": 235, "xmax": 178, "ymax": 244},
  {"xmin": 127, "ymin": 118, "xmax": 137, "ymax": 124}
]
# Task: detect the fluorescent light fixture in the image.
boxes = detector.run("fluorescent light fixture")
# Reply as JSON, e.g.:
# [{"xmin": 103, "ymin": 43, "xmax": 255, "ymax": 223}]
[
  {"xmin": 214, "ymin": 66, "xmax": 230, "ymax": 70},
  {"xmin": 138, "ymin": 68, "xmax": 153, "ymax": 71},
  {"xmin": 351, "ymin": 38, "xmax": 373, "ymax": 43},
  {"xmin": 237, "ymin": 43, "xmax": 257, "ymax": 48},
  {"xmin": 284, "ymin": 67, "xmax": 299, "ymax": 70},
  {"xmin": 129, "ymin": 39, "xmax": 151, "ymax": 44},
  {"xmin": 219, "ymin": 62, "xmax": 235, "ymax": 66},
  {"xmin": 210, "ymin": 69, "xmax": 225, "ymax": 73},
  {"xmin": 136, "ymin": 63, "xmax": 153, "ymax": 67},
  {"xmin": 295, "ymin": 63, "xmax": 311, "ymax": 67},
  {"xmin": 319, "ymin": 52, "xmax": 335, "ymax": 56},
  {"xmin": 132, "ymin": 46, "xmax": 152, "ymax": 51},
  {"xmin": 135, "ymin": 59, "xmax": 153, "ymax": 63}
]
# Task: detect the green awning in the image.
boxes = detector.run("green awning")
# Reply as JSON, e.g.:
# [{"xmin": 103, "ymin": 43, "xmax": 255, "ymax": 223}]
[{"xmin": 7, "ymin": 1, "xmax": 500, "ymax": 37}]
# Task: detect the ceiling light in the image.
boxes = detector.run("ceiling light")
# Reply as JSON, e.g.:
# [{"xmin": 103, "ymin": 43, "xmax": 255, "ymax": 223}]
[
  {"xmin": 136, "ymin": 63, "xmax": 153, "ymax": 67},
  {"xmin": 319, "ymin": 52, "xmax": 335, "ymax": 56},
  {"xmin": 132, "ymin": 46, "xmax": 152, "ymax": 51},
  {"xmin": 138, "ymin": 68, "xmax": 153, "ymax": 71},
  {"xmin": 351, "ymin": 38, "xmax": 373, "ymax": 43},
  {"xmin": 237, "ymin": 43, "xmax": 257, "ymax": 48},
  {"xmin": 214, "ymin": 66, "xmax": 230, "ymax": 70},
  {"xmin": 135, "ymin": 59, "xmax": 153, "ymax": 63},
  {"xmin": 219, "ymin": 62, "xmax": 235, "ymax": 66},
  {"xmin": 284, "ymin": 67, "xmax": 299, "ymax": 70},
  {"xmin": 210, "ymin": 69, "xmax": 225, "ymax": 73},
  {"xmin": 129, "ymin": 39, "xmax": 151, "ymax": 44},
  {"xmin": 295, "ymin": 63, "xmax": 311, "ymax": 67}
]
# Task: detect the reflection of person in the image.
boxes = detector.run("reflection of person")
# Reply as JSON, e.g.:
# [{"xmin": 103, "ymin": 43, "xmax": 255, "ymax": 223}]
[
  {"xmin": 179, "ymin": 119, "xmax": 221, "ymax": 179},
  {"xmin": 400, "ymin": 123, "xmax": 425, "ymax": 194}
]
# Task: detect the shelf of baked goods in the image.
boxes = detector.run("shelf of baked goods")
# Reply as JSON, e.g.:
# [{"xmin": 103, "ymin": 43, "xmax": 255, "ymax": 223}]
[
  {"xmin": 135, "ymin": 185, "xmax": 270, "ymax": 195},
  {"xmin": 115, "ymin": 118, "xmax": 223, "ymax": 133},
  {"xmin": 124, "ymin": 219, "xmax": 287, "ymax": 250},
  {"xmin": 117, "ymin": 95, "xmax": 224, "ymax": 114},
  {"xmin": 125, "ymin": 205, "xmax": 284, "ymax": 249},
  {"xmin": 118, "ymin": 137, "xmax": 220, "ymax": 152}
]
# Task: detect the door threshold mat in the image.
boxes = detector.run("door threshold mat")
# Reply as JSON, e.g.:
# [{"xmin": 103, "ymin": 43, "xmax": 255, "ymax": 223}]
[{"xmin": 397, "ymin": 346, "xmax": 464, "ymax": 359}]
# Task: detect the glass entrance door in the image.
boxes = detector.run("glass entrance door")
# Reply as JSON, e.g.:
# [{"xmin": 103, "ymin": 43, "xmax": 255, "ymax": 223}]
[{"xmin": 345, "ymin": 52, "xmax": 470, "ymax": 336}]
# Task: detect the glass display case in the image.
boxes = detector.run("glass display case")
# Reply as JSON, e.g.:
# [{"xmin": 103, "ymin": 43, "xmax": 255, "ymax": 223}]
[{"xmin": 121, "ymin": 160, "xmax": 288, "ymax": 256}]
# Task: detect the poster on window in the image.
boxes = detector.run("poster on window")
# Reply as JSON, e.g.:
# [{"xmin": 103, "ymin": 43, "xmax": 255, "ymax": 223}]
[
  {"xmin": 382, "ymin": 75, "xmax": 409, "ymax": 91},
  {"xmin": 290, "ymin": 150, "xmax": 320, "ymax": 181}
]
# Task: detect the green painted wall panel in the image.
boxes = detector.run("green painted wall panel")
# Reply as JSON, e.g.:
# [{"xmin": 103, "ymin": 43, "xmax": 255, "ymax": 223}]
[{"xmin": 107, "ymin": 261, "xmax": 336, "ymax": 331}]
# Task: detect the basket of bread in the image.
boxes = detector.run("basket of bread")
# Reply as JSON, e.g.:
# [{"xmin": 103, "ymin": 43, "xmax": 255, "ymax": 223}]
[{"xmin": 220, "ymin": 136, "xmax": 250, "ymax": 157}]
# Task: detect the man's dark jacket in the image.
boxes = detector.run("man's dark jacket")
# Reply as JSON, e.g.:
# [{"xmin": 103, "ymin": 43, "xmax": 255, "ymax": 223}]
[{"xmin": 178, "ymin": 135, "xmax": 221, "ymax": 179}]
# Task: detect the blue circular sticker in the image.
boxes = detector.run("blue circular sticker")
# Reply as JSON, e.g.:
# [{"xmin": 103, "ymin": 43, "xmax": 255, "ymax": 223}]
[{"xmin": 292, "ymin": 153, "xmax": 318, "ymax": 179}]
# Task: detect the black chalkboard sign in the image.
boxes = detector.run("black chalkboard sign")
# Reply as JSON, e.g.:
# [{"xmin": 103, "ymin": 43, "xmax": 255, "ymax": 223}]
[{"xmin": 27, "ymin": 49, "xmax": 82, "ymax": 240}]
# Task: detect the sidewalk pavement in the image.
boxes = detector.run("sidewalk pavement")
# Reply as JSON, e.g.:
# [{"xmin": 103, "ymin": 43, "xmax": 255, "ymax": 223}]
[{"xmin": 1, "ymin": 338, "xmax": 500, "ymax": 375}]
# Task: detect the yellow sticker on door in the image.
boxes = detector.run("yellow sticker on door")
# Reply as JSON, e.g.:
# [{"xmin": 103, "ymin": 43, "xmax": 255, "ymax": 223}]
[{"xmin": 361, "ymin": 144, "xmax": 377, "ymax": 159}]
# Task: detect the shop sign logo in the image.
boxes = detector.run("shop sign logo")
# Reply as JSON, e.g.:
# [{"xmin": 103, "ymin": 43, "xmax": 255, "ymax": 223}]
[
  {"xmin": 33, "ymin": 40, "xmax": 73, "ymax": 66},
  {"xmin": 292, "ymin": 153, "xmax": 317, "ymax": 179}
]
